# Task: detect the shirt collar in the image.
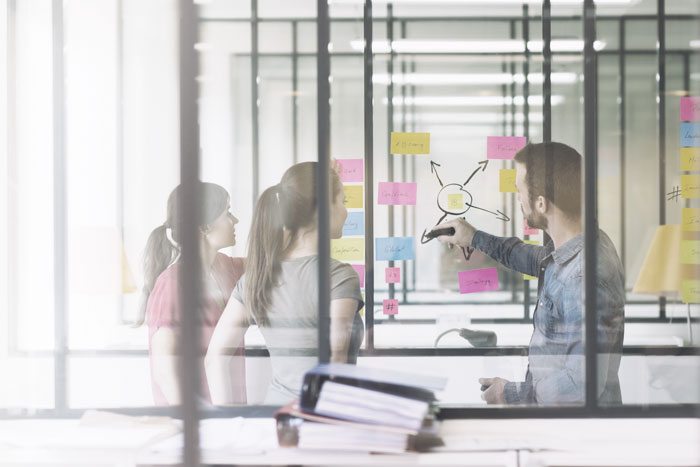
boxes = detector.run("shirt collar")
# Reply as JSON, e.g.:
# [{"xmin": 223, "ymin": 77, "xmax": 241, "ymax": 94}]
[{"xmin": 549, "ymin": 232, "xmax": 583, "ymax": 265}]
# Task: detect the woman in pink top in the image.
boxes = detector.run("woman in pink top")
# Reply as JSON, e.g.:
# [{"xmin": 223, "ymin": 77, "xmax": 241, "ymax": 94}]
[{"xmin": 137, "ymin": 182, "xmax": 246, "ymax": 406}]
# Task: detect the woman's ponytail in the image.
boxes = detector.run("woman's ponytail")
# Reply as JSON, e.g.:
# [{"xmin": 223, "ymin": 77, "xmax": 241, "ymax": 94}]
[{"xmin": 135, "ymin": 224, "xmax": 178, "ymax": 326}]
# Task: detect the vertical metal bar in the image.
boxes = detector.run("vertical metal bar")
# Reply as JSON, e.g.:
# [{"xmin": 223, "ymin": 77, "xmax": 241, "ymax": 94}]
[
  {"xmin": 400, "ymin": 20, "xmax": 407, "ymax": 304},
  {"xmin": 251, "ymin": 0, "xmax": 260, "ymax": 204},
  {"xmin": 683, "ymin": 52, "xmax": 691, "ymax": 211},
  {"xmin": 501, "ymin": 59, "xmax": 508, "ymax": 238},
  {"xmin": 363, "ymin": 0, "xmax": 375, "ymax": 352},
  {"xmin": 522, "ymin": 5, "xmax": 531, "ymax": 320},
  {"xmin": 657, "ymin": 0, "xmax": 666, "ymax": 319},
  {"xmin": 543, "ymin": 0, "xmax": 552, "ymax": 144},
  {"xmin": 583, "ymin": 0, "xmax": 599, "ymax": 412},
  {"xmin": 509, "ymin": 19, "xmax": 518, "ymax": 304},
  {"xmin": 179, "ymin": 0, "xmax": 202, "ymax": 464},
  {"xmin": 52, "ymin": 0, "xmax": 68, "ymax": 413},
  {"xmin": 292, "ymin": 21, "xmax": 299, "ymax": 164},
  {"xmin": 317, "ymin": 0, "xmax": 331, "ymax": 363},
  {"xmin": 386, "ymin": 5, "xmax": 395, "ymax": 311},
  {"xmin": 619, "ymin": 19, "xmax": 627, "ymax": 281},
  {"xmin": 410, "ymin": 60, "xmax": 416, "ymax": 293}
]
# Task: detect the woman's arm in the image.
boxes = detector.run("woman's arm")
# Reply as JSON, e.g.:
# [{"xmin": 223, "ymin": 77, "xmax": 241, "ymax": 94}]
[
  {"xmin": 150, "ymin": 327, "xmax": 181, "ymax": 405},
  {"xmin": 329, "ymin": 298, "xmax": 359, "ymax": 363},
  {"xmin": 205, "ymin": 297, "xmax": 250, "ymax": 405}
]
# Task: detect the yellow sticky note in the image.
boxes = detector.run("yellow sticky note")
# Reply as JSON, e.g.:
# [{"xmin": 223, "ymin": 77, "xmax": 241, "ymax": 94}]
[
  {"xmin": 682, "ymin": 280, "xmax": 700, "ymax": 303},
  {"xmin": 390, "ymin": 132, "xmax": 430, "ymax": 155},
  {"xmin": 683, "ymin": 208, "xmax": 700, "ymax": 231},
  {"xmin": 331, "ymin": 238, "xmax": 365, "ymax": 262},
  {"xmin": 499, "ymin": 169, "xmax": 517, "ymax": 193},
  {"xmin": 681, "ymin": 240, "xmax": 700, "ymax": 264},
  {"xmin": 359, "ymin": 292, "xmax": 365, "ymax": 317},
  {"xmin": 524, "ymin": 240, "xmax": 539, "ymax": 245},
  {"xmin": 682, "ymin": 174, "xmax": 700, "ymax": 199},
  {"xmin": 523, "ymin": 274, "xmax": 538, "ymax": 280},
  {"xmin": 344, "ymin": 185, "xmax": 363, "ymax": 208},
  {"xmin": 681, "ymin": 148, "xmax": 700, "ymax": 171},
  {"xmin": 447, "ymin": 194, "xmax": 464, "ymax": 210}
]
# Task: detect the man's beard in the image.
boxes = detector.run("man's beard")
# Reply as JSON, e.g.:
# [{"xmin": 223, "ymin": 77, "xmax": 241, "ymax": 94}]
[{"xmin": 525, "ymin": 210, "xmax": 548, "ymax": 230}]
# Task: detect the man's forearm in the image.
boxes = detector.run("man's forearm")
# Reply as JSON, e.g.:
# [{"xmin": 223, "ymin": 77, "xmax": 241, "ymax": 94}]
[{"xmin": 471, "ymin": 231, "xmax": 544, "ymax": 277}]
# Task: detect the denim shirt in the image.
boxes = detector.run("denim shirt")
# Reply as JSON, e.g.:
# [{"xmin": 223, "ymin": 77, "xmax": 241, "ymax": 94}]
[{"xmin": 472, "ymin": 229, "xmax": 625, "ymax": 406}]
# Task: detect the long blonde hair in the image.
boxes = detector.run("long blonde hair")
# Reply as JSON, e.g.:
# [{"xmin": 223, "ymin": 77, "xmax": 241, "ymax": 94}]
[{"xmin": 245, "ymin": 162, "xmax": 342, "ymax": 326}]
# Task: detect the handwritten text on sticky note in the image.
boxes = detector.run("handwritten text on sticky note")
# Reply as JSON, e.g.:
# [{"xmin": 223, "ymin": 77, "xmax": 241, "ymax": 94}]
[
  {"xmin": 342, "ymin": 212, "xmax": 364, "ymax": 237},
  {"xmin": 390, "ymin": 132, "xmax": 430, "ymax": 155},
  {"xmin": 448, "ymin": 194, "xmax": 464, "ymax": 210},
  {"xmin": 682, "ymin": 174, "xmax": 700, "ymax": 199},
  {"xmin": 376, "ymin": 237, "xmax": 415, "ymax": 261},
  {"xmin": 681, "ymin": 122, "xmax": 700, "ymax": 147},
  {"xmin": 681, "ymin": 147, "xmax": 700, "ymax": 171},
  {"xmin": 458, "ymin": 267, "xmax": 500, "ymax": 294},
  {"xmin": 683, "ymin": 280, "xmax": 700, "ymax": 303},
  {"xmin": 681, "ymin": 97, "xmax": 700, "ymax": 122},
  {"xmin": 331, "ymin": 238, "xmax": 365, "ymax": 262},
  {"xmin": 344, "ymin": 185, "xmax": 364, "ymax": 208},
  {"xmin": 385, "ymin": 267, "xmax": 401, "ymax": 284},
  {"xmin": 383, "ymin": 299, "xmax": 399, "ymax": 315},
  {"xmin": 487, "ymin": 136, "xmax": 527, "ymax": 159},
  {"xmin": 524, "ymin": 220, "xmax": 539, "ymax": 236},
  {"xmin": 681, "ymin": 240, "xmax": 700, "ymax": 264},
  {"xmin": 352, "ymin": 264, "xmax": 365, "ymax": 288},
  {"xmin": 683, "ymin": 208, "xmax": 700, "ymax": 231},
  {"xmin": 336, "ymin": 158, "xmax": 364, "ymax": 183},
  {"xmin": 377, "ymin": 182, "xmax": 417, "ymax": 206},
  {"xmin": 499, "ymin": 169, "xmax": 517, "ymax": 193}
]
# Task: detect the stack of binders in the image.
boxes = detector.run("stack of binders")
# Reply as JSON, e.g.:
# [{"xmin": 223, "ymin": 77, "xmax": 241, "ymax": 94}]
[{"xmin": 275, "ymin": 363, "xmax": 447, "ymax": 453}]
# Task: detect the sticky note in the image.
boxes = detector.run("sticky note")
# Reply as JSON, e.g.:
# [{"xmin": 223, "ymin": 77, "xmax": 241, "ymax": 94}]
[
  {"xmin": 683, "ymin": 208, "xmax": 700, "ymax": 231},
  {"xmin": 448, "ymin": 194, "xmax": 464, "ymax": 210},
  {"xmin": 383, "ymin": 299, "xmax": 399, "ymax": 315},
  {"xmin": 360, "ymin": 293, "xmax": 365, "ymax": 317},
  {"xmin": 524, "ymin": 274, "xmax": 538, "ymax": 281},
  {"xmin": 385, "ymin": 267, "xmax": 401, "ymax": 284},
  {"xmin": 681, "ymin": 122, "xmax": 700, "ymax": 147},
  {"xmin": 377, "ymin": 182, "xmax": 417, "ymax": 206},
  {"xmin": 524, "ymin": 240, "xmax": 539, "ymax": 246},
  {"xmin": 682, "ymin": 280, "xmax": 700, "ymax": 303},
  {"xmin": 344, "ymin": 185, "xmax": 363, "ymax": 208},
  {"xmin": 682, "ymin": 174, "xmax": 700, "ymax": 199},
  {"xmin": 499, "ymin": 169, "xmax": 517, "ymax": 193},
  {"xmin": 331, "ymin": 238, "xmax": 365, "ymax": 262},
  {"xmin": 336, "ymin": 158, "xmax": 364, "ymax": 183},
  {"xmin": 681, "ymin": 148, "xmax": 700, "ymax": 171},
  {"xmin": 342, "ymin": 212, "xmax": 364, "ymax": 237},
  {"xmin": 390, "ymin": 132, "xmax": 430, "ymax": 155},
  {"xmin": 376, "ymin": 237, "xmax": 415, "ymax": 261},
  {"xmin": 524, "ymin": 220, "xmax": 539, "ymax": 236},
  {"xmin": 681, "ymin": 240, "xmax": 700, "ymax": 264},
  {"xmin": 487, "ymin": 136, "xmax": 527, "ymax": 159},
  {"xmin": 681, "ymin": 97, "xmax": 700, "ymax": 122},
  {"xmin": 352, "ymin": 264, "xmax": 365, "ymax": 288},
  {"xmin": 458, "ymin": 267, "xmax": 499, "ymax": 294}
]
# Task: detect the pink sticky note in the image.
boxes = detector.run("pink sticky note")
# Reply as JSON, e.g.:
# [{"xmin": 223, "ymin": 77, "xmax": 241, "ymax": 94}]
[
  {"xmin": 336, "ymin": 158, "xmax": 364, "ymax": 183},
  {"xmin": 385, "ymin": 267, "xmax": 401, "ymax": 284},
  {"xmin": 487, "ymin": 136, "xmax": 527, "ymax": 159},
  {"xmin": 377, "ymin": 182, "xmax": 417, "ymax": 206},
  {"xmin": 524, "ymin": 219, "xmax": 539, "ymax": 236},
  {"xmin": 351, "ymin": 264, "xmax": 365, "ymax": 288},
  {"xmin": 458, "ymin": 268, "xmax": 500, "ymax": 294},
  {"xmin": 681, "ymin": 97, "xmax": 700, "ymax": 122},
  {"xmin": 383, "ymin": 299, "xmax": 399, "ymax": 315}
]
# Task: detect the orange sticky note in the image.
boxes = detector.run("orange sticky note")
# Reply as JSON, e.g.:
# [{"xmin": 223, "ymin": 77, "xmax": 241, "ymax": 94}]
[
  {"xmin": 499, "ymin": 169, "xmax": 517, "ymax": 193},
  {"xmin": 344, "ymin": 185, "xmax": 364, "ymax": 208}
]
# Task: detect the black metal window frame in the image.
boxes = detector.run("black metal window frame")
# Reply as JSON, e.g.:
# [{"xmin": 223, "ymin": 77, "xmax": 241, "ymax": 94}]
[{"xmin": 2, "ymin": 0, "xmax": 699, "ymax": 426}]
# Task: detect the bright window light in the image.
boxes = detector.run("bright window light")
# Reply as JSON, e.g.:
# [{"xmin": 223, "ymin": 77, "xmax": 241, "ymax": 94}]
[
  {"xmin": 373, "ymin": 72, "xmax": 578, "ymax": 85},
  {"xmin": 331, "ymin": 0, "xmax": 637, "ymax": 5},
  {"xmin": 395, "ymin": 112, "xmax": 545, "ymax": 124},
  {"xmin": 385, "ymin": 95, "xmax": 564, "ymax": 106},
  {"xmin": 690, "ymin": 40, "xmax": 700, "ymax": 49},
  {"xmin": 350, "ymin": 39, "xmax": 605, "ymax": 53}
]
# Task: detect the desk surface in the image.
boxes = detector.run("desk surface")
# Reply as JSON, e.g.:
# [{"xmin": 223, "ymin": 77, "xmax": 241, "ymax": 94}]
[{"xmin": 0, "ymin": 417, "xmax": 698, "ymax": 467}]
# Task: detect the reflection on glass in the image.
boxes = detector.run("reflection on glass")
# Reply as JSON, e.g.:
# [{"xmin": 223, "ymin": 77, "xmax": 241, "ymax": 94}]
[
  {"xmin": 139, "ymin": 182, "xmax": 246, "ymax": 406},
  {"xmin": 206, "ymin": 162, "xmax": 364, "ymax": 406}
]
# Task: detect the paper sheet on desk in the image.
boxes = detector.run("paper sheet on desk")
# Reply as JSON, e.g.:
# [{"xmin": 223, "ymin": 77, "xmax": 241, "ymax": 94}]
[{"xmin": 148, "ymin": 418, "xmax": 278, "ymax": 456}]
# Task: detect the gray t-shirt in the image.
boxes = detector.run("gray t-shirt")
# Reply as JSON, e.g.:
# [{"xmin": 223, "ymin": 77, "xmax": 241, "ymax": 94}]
[{"xmin": 231, "ymin": 256, "xmax": 364, "ymax": 404}]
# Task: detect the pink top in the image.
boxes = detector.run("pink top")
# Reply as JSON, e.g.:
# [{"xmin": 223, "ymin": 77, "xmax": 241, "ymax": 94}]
[{"xmin": 146, "ymin": 253, "xmax": 247, "ymax": 406}]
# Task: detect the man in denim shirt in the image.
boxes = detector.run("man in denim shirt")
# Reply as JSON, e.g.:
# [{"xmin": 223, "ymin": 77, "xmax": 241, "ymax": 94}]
[{"xmin": 432, "ymin": 142, "xmax": 624, "ymax": 406}]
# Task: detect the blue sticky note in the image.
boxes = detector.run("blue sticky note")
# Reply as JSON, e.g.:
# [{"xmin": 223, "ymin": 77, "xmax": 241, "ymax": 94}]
[
  {"xmin": 681, "ymin": 122, "xmax": 700, "ymax": 147},
  {"xmin": 376, "ymin": 237, "xmax": 415, "ymax": 261},
  {"xmin": 342, "ymin": 212, "xmax": 364, "ymax": 237}
]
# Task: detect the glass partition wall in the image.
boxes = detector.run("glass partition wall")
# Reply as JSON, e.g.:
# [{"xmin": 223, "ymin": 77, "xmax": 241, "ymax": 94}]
[{"xmin": 1, "ymin": 0, "xmax": 698, "ymax": 439}]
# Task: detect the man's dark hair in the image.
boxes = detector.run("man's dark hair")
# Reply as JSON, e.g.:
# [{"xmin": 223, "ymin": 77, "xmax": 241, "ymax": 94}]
[{"xmin": 513, "ymin": 142, "xmax": 581, "ymax": 219}]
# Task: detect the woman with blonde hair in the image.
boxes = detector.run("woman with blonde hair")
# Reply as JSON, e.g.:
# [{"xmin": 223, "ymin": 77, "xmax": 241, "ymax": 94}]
[
  {"xmin": 206, "ymin": 162, "xmax": 363, "ymax": 405},
  {"xmin": 139, "ymin": 182, "xmax": 246, "ymax": 406}
]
